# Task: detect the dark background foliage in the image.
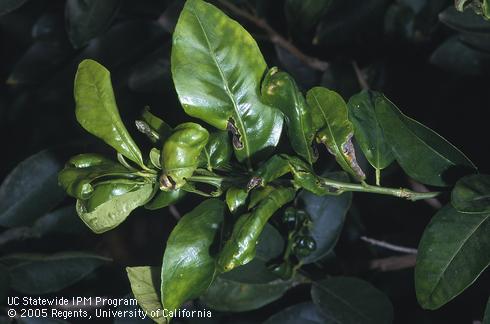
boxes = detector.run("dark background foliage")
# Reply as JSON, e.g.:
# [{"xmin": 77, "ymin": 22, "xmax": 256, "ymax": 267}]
[{"xmin": 0, "ymin": 0, "xmax": 489, "ymax": 323}]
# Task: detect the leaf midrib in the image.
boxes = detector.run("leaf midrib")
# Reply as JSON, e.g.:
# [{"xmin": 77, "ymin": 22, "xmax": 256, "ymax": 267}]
[{"xmin": 190, "ymin": 8, "xmax": 251, "ymax": 161}]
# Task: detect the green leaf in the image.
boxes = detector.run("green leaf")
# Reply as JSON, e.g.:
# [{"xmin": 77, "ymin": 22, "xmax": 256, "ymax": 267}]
[
  {"xmin": 0, "ymin": 265, "xmax": 9, "ymax": 303},
  {"xmin": 126, "ymin": 267, "xmax": 167, "ymax": 324},
  {"xmin": 0, "ymin": 150, "xmax": 66, "ymax": 227},
  {"xmin": 0, "ymin": 252, "xmax": 110, "ymax": 294},
  {"xmin": 415, "ymin": 204, "xmax": 490, "ymax": 309},
  {"xmin": 65, "ymin": 0, "xmax": 121, "ymax": 48},
  {"xmin": 200, "ymin": 276, "xmax": 294, "ymax": 312},
  {"xmin": 199, "ymin": 131, "xmax": 233, "ymax": 171},
  {"xmin": 375, "ymin": 94, "xmax": 476, "ymax": 186},
  {"xmin": 161, "ymin": 199, "xmax": 225, "ymax": 315},
  {"xmin": 32, "ymin": 205, "xmax": 88, "ymax": 236},
  {"xmin": 171, "ymin": 0, "xmax": 284, "ymax": 164},
  {"xmin": 262, "ymin": 68, "xmax": 318, "ymax": 165},
  {"xmin": 298, "ymin": 172, "xmax": 352, "ymax": 264},
  {"xmin": 144, "ymin": 189, "xmax": 186, "ymax": 210},
  {"xmin": 160, "ymin": 122, "xmax": 209, "ymax": 190},
  {"xmin": 76, "ymin": 182, "xmax": 153, "ymax": 234},
  {"xmin": 74, "ymin": 59, "xmax": 145, "ymax": 168},
  {"xmin": 218, "ymin": 187, "xmax": 296, "ymax": 272},
  {"xmin": 441, "ymin": 6, "xmax": 490, "ymax": 33},
  {"xmin": 452, "ymin": 174, "xmax": 490, "ymax": 213},
  {"xmin": 136, "ymin": 107, "xmax": 173, "ymax": 144},
  {"xmin": 226, "ymin": 187, "xmax": 248, "ymax": 213},
  {"xmin": 347, "ymin": 90, "xmax": 394, "ymax": 173},
  {"xmin": 311, "ymin": 277, "xmax": 394, "ymax": 324},
  {"xmin": 264, "ymin": 302, "xmax": 325, "ymax": 324},
  {"xmin": 284, "ymin": 0, "xmax": 332, "ymax": 33},
  {"xmin": 307, "ymin": 87, "xmax": 365, "ymax": 180},
  {"xmin": 0, "ymin": 0, "xmax": 29, "ymax": 15},
  {"xmin": 58, "ymin": 153, "xmax": 132, "ymax": 200}
]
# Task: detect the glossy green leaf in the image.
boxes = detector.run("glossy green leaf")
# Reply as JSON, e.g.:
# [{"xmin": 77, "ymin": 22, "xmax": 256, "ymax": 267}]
[
  {"xmin": 136, "ymin": 107, "xmax": 173, "ymax": 144},
  {"xmin": 199, "ymin": 131, "xmax": 233, "ymax": 171},
  {"xmin": 171, "ymin": 0, "xmax": 284, "ymax": 164},
  {"xmin": 126, "ymin": 266, "xmax": 166, "ymax": 324},
  {"xmin": 161, "ymin": 199, "xmax": 225, "ymax": 315},
  {"xmin": 160, "ymin": 122, "xmax": 209, "ymax": 190},
  {"xmin": 262, "ymin": 68, "xmax": 318, "ymax": 165},
  {"xmin": 200, "ymin": 276, "xmax": 294, "ymax": 312},
  {"xmin": 76, "ymin": 182, "xmax": 153, "ymax": 234},
  {"xmin": 74, "ymin": 59, "xmax": 145, "ymax": 168},
  {"xmin": 1, "ymin": 252, "xmax": 110, "ymax": 294},
  {"xmin": 452, "ymin": 174, "xmax": 490, "ymax": 213},
  {"xmin": 307, "ymin": 87, "xmax": 366, "ymax": 180},
  {"xmin": 149, "ymin": 148, "xmax": 161, "ymax": 170},
  {"xmin": 65, "ymin": 0, "xmax": 121, "ymax": 48},
  {"xmin": 264, "ymin": 302, "xmax": 325, "ymax": 324},
  {"xmin": 253, "ymin": 155, "xmax": 292, "ymax": 187},
  {"xmin": 415, "ymin": 204, "xmax": 490, "ymax": 309},
  {"xmin": 58, "ymin": 154, "xmax": 132, "ymax": 200},
  {"xmin": 375, "ymin": 94, "xmax": 476, "ymax": 186},
  {"xmin": 0, "ymin": 265, "xmax": 9, "ymax": 303},
  {"xmin": 218, "ymin": 187, "xmax": 296, "ymax": 272},
  {"xmin": 284, "ymin": 0, "xmax": 332, "ymax": 32},
  {"xmin": 311, "ymin": 277, "xmax": 394, "ymax": 324},
  {"xmin": 0, "ymin": 150, "xmax": 66, "ymax": 227},
  {"xmin": 0, "ymin": 0, "xmax": 29, "ymax": 15},
  {"xmin": 347, "ymin": 90, "xmax": 394, "ymax": 172},
  {"xmin": 144, "ymin": 189, "xmax": 186, "ymax": 210},
  {"xmin": 226, "ymin": 187, "xmax": 248, "ymax": 213},
  {"xmin": 298, "ymin": 172, "xmax": 352, "ymax": 264}
]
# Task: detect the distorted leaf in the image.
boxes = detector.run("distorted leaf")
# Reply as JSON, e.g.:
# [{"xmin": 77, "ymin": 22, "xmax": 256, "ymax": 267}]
[
  {"xmin": 226, "ymin": 187, "xmax": 248, "ymax": 213},
  {"xmin": 160, "ymin": 122, "xmax": 209, "ymax": 190},
  {"xmin": 347, "ymin": 90, "xmax": 394, "ymax": 174},
  {"xmin": 144, "ymin": 189, "xmax": 186, "ymax": 210},
  {"xmin": 415, "ymin": 204, "xmax": 490, "ymax": 309},
  {"xmin": 1, "ymin": 252, "xmax": 110, "ymax": 294},
  {"xmin": 0, "ymin": 150, "xmax": 66, "ymax": 227},
  {"xmin": 452, "ymin": 174, "xmax": 490, "ymax": 213},
  {"xmin": 126, "ymin": 267, "xmax": 166, "ymax": 324},
  {"xmin": 74, "ymin": 59, "xmax": 145, "ymax": 168},
  {"xmin": 65, "ymin": 0, "xmax": 121, "ymax": 48},
  {"xmin": 311, "ymin": 277, "xmax": 394, "ymax": 324},
  {"xmin": 307, "ymin": 87, "xmax": 365, "ymax": 180},
  {"xmin": 161, "ymin": 199, "xmax": 225, "ymax": 316},
  {"xmin": 199, "ymin": 131, "xmax": 233, "ymax": 171},
  {"xmin": 171, "ymin": 0, "xmax": 283, "ymax": 164},
  {"xmin": 375, "ymin": 93, "xmax": 476, "ymax": 186},
  {"xmin": 262, "ymin": 68, "xmax": 318, "ymax": 165},
  {"xmin": 76, "ymin": 182, "xmax": 153, "ymax": 234}
]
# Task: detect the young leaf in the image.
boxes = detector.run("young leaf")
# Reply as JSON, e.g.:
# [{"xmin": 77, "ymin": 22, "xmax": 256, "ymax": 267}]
[
  {"xmin": 311, "ymin": 277, "xmax": 394, "ymax": 324},
  {"xmin": 226, "ymin": 187, "xmax": 248, "ymax": 213},
  {"xmin": 1, "ymin": 252, "xmax": 110, "ymax": 294},
  {"xmin": 262, "ymin": 67, "xmax": 318, "ymax": 165},
  {"xmin": 74, "ymin": 59, "xmax": 145, "ymax": 168},
  {"xmin": 198, "ymin": 131, "xmax": 233, "ymax": 171},
  {"xmin": 171, "ymin": 0, "xmax": 284, "ymax": 164},
  {"xmin": 144, "ymin": 189, "xmax": 186, "ymax": 210},
  {"xmin": 375, "ymin": 94, "xmax": 476, "ymax": 186},
  {"xmin": 65, "ymin": 0, "xmax": 121, "ymax": 48},
  {"xmin": 160, "ymin": 122, "xmax": 209, "ymax": 190},
  {"xmin": 137, "ymin": 107, "xmax": 173, "ymax": 143},
  {"xmin": 307, "ymin": 87, "xmax": 366, "ymax": 181},
  {"xmin": 415, "ymin": 205, "xmax": 490, "ymax": 309},
  {"xmin": 347, "ymin": 90, "xmax": 394, "ymax": 174},
  {"xmin": 298, "ymin": 172, "xmax": 353, "ymax": 264},
  {"xmin": 452, "ymin": 174, "xmax": 490, "ymax": 213},
  {"xmin": 218, "ymin": 187, "xmax": 296, "ymax": 272},
  {"xmin": 264, "ymin": 302, "xmax": 325, "ymax": 324},
  {"xmin": 126, "ymin": 267, "xmax": 166, "ymax": 324},
  {"xmin": 161, "ymin": 199, "xmax": 225, "ymax": 316},
  {"xmin": 0, "ymin": 150, "xmax": 66, "ymax": 227},
  {"xmin": 76, "ymin": 183, "xmax": 153, "ymax": 234}
]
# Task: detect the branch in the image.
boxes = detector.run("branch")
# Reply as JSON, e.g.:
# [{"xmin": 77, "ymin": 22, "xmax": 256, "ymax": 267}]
[
  {"xmin": 361, "ymin": 236, "xmax": 418, "ymax": 254},
  {"xmin": 216, "ymin": 0, "xmax": 329, "ymax": 72},
  {"xmin": 369, "ymin": 254, "xmax": 417, "ymax": 272},
  {"xmin": 352, "ymin": 61, "xmax": 369, "ymax": 90},
  {"xmin": 320, "ymin": 177, "xmax": 442, "ymax": 201}
]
